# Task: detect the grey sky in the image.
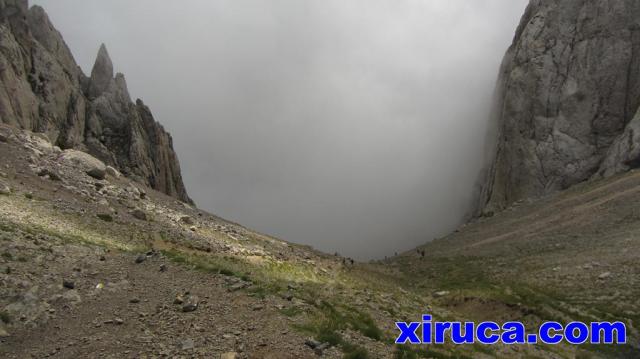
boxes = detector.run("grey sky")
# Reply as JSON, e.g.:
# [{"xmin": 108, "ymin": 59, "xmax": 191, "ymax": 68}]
[{"xmin": 32, "ymin": 0, "xmax": 529, "ymax": 259}]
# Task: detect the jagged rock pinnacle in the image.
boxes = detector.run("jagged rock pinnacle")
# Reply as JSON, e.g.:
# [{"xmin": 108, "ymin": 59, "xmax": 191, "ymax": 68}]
[
  {"xmin": 88, "ymin": 43, "xmax": 114, "ymax": 98},
  {"xmin": 0, "ymin": 5, "xmax": 193, "ymax": 204},
  {"xmin": 114, "ymin": 73, "xmax": 131, "ymax": 103}
]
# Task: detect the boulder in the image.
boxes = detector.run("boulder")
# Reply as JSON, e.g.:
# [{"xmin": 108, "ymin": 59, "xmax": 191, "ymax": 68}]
[
  {"xmin": 180, "ymin": 216, "xmax": 195, "ymax": 225},
  {"xmin": 131, "ymin": 209, "xmax": 147, "ymax": 221},
  {"xmin": 181, "ymin": 338, "xmax": 195, "ymax": 350},
  {"xmin": 86, "ymin": 167, "xmax": 106, "ymax": 180},
  {"xmin": 598, "ymin": 272, "xmax": 612, "ymax": 280},
  {"xmin": 105, "ymin": 166, "xmax": 120, "ymax": 178},
  {"xmin": 0, "ymin": 181, "xmax": 10, "ymax": 195},
  {"xmin": 61, "ymin": 150, "xmax": 106, "ymax": 173},
  {"xmin": 62, "ymin": 280, "xmax": 75, "ymax": 289},
  {"xmin": 29, "ymin": 133, "xmax": 53, "ymax": 153},
  {"xmin": 36, "ymin": 168, "xmax": 61, "ymax": 181},
  {"xmin": 305, "ymin": 339, "xmax": 321, "ymax": 349}
]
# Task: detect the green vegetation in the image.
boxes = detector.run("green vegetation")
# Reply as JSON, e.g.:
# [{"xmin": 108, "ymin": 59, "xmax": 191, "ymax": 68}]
[
  {"xmin": 1, "ymin": 167, "xmax": 637, "ymax": 358},
  {"xmin": 400, "ymin": 256, "xmax": 493, "ymax": 293},
  {"xmin": 294, "ymin": 301, "xmax": 383, "ymax": 358},
  {"xmin": 159, "ymin": 247, "xmax": 331, "ymax": 301},
  {"xmin": 343, "ymin": 346, "xmax": 369, "ymax": 359},
  {"xmin": 161, "ymin": 249, "xmax": 246, "ymax": 280},
  {"xmin": 219, "ymin": 268, "xmax": 235, "ymax": 277},
  {"xmin": 393, "ymin": 345, "xmax": 475, "ymax": 359},
  {"xmin": 279, "ymin": 306, "xmax": 303, "ymax": 317},
  {"xmin": 161, "ymin": 247, "xmax": 387, "ymax": 359},
  {"xmin": 0, "ymin": 222, "xmax": 16, "ymax": 233}
]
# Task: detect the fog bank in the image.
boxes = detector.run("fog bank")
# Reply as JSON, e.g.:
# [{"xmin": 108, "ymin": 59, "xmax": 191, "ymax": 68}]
[{"xmin": 33, "ymin": 0, "xmax": 529, "ymax": 259}]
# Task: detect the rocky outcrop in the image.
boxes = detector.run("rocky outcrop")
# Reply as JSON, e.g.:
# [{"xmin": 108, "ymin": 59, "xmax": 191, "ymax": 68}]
[
  {"xmin": 88, "ymin": 44, "xmax": 113, "ymax": 99},
  {"xmin": 477, "ymin": 0, "xmax": 640, "ymax": 214},
  {"xmin": 0, "ymin": 1, "xmax": 192, "ymax": 203}
]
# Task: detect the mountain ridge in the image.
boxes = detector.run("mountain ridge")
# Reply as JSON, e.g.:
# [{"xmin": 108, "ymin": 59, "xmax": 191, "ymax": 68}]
[{"xmin": 0, "ymin": 0, "xmax": 192, "ymax": 204}]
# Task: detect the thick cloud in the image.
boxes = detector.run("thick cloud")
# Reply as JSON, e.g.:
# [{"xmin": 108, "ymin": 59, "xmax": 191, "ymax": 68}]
[{"xmin": 32, "ymin": 0, "xmax": 529, "ymax": 259}]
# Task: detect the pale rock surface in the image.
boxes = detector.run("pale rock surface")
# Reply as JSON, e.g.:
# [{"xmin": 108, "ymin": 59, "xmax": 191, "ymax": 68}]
[
  {"xmin": 60, "ymin": 150, "xmax": 106, "ymax": 173},
  {"xmin": 477, "ymin": 0, "xmax": 640, "ymax": 214}
]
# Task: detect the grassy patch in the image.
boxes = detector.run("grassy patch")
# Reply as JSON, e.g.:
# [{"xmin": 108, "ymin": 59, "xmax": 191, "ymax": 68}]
[
  {"xmin": 264, "ymin": 260, "xmax": 325, "ymax": 285},
  {"xmin": 0, "ymin": 222, "xmax": 16, "ymax": 233},
  {"xmin": 296, "ymin": 301, "xmax": 383, "ymax": 358},
  {"xmin": 317, "ymin": 301, "xmax": 382, "ymax": 341},
  {"xmin": 393, "ymin": 345, "xmax": 474, "ymax": 359},
  {"xmin": 412, "ymin": 256, "xmax": 494, "ymax": 292},
  {"xmin": 1, "ymin": 197, "xmax": 146, "ymax": 251},
  {"xmin": 350, "ymin": 310, "xmax": 383, "ymax": 341},
  {"xmin": 343, "ymin": 345, "xmax": 369, "ymax": 359},
  {"xmin": 161, "ymin": 249, "xmax": 248, "ymax": 279},
  {"xmin": 247, "ymin": 285, "xmax": 271, "ymax": 299},
  {"xmin": 159, "ymin": 247, "xmax": 331, "ymax": 304},
  {"xmin": 16, "ymin": 220, "xmax": 141, "ymax": 252},
  {"xmin": 280, "ymin": 306, "xmax": 303, "ymax": 317},
  {"xmin": 219, "ymin": 268, "xmax": 236, "ymax": 277},
  {"xmin": 394, "ymin": 345, "xmax": 420, "ymax": 359}
]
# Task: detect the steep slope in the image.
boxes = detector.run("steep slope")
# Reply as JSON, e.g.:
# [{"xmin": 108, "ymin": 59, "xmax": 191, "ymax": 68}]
[
  {"xmin": 397, "ymin": 168, "xmax": 640, "ymax": 358},
  {"xmin": 0, "ymin": 124, "xmax": 421, "ymax": 358},
  {"xmin": 3, "ymin": 122, "xmax": 639, "ymax": 358},
  {"xmin": 0, "ymin": 0, "xmax": 192, "ymax": 204},
  {"xmin": 478, "ymin": 0, "xmax": 640, "ymax": 214}
]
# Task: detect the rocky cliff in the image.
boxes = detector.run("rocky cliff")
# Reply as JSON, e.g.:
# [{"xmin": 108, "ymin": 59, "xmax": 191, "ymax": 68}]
[
  {"xmin": 477, "ymin": 0, "xmax": 640, "ymax": 214},
  {"xmin": 0, "ymin": 0, "xmax": 192, "ymax": 204}
]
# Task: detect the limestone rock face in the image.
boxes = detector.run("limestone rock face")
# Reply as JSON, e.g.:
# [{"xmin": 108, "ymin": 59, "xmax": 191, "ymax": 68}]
[
  {"xmin": 0, "ymin": 2, "xmax": 192, "ymax": 204},
  {"xmin": 477, "ymin": 0, "xmax": 640, "ymax": 214}
]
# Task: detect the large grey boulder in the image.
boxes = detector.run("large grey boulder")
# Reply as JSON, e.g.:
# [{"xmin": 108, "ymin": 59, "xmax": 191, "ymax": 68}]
[
  {"xmin": 60, "ymin": 150, "xmax": 106, "ymax": 173},
  {"xmin": 0, "ymin": 180, "xmax": 10, "ymax": 195},
  {"xmin": 477, "ymin": 0, "xmax": 640, "ymax": 214}
]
